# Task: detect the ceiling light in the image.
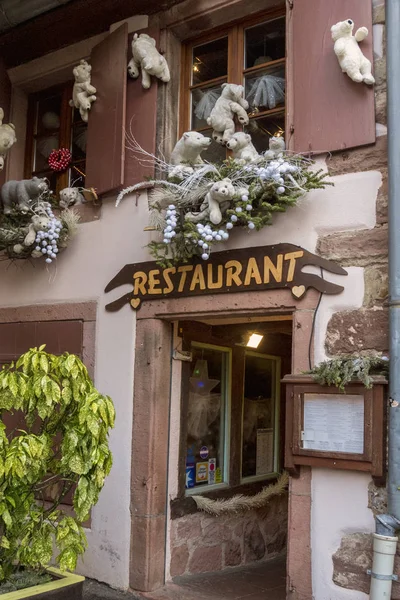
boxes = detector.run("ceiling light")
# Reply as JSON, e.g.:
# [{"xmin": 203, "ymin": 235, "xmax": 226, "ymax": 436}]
[{"xmin": 246, "ymin": 333, "xmax": 263, "ymax": 348}]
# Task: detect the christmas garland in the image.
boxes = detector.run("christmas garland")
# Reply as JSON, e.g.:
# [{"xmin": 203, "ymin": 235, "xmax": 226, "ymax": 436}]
[
  {"xmin": 308, "ymin": 355, "xmax": 389, "ymax": 392},
  {"xmin": 0, "ymin": 192, "xmax": 80, "ymax": 262},
  {"xmin": 144, "ymin": 155, "xmax": 332, "ymax": 267}
]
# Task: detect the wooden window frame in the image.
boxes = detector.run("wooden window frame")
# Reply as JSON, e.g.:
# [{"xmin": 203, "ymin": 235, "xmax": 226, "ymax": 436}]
[
  {"xmin": 175, "ymin": 321, "xmax": 284, "ymax": 515},
  {"xmin": 24, "ymin": 81, "xmax": 87, "ymax": 194},
  {"xmin": 179, "ymin": 7, "xmax": 286, "ymax": 139},
  {"xmin": 283, "ymin": 375, "xmax": 387, "ymax": 486}
]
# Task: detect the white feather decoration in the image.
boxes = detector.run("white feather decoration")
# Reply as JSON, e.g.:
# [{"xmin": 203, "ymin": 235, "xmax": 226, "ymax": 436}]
[{"xmin": 247, "ymin": 75, "xmax": 285, "ymax": 109}]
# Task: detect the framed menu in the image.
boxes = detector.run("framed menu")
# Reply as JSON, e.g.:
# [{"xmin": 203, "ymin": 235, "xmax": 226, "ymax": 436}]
[{"xmin": 282, "ymin": 375, "xmax": 387, "ymax": 485}]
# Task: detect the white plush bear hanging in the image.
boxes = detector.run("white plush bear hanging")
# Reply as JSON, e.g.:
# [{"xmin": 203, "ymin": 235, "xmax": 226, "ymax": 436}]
[
  {"xmin": 331, "ymin": 19, "xmax": 375, "ymax": 85},
  {"xmin": 69, "ymin": 60, "xmax": 97, "ymax": 122},
  {"xmin": 0, "ymin": 108, "xmax": 17, "ymax": 171},
  {"xmin": 128, "ymin": 33, "xmax": 170, "ymax": 89},
  {"xmin": 207, "ymin": 83, "xmax": 249, "ymax": 145}
]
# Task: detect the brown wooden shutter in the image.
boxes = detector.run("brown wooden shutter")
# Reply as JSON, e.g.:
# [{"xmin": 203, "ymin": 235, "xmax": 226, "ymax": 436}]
[
  {"xmin": 86, "ymin": 23, "xmax": 128, "ymax": 196},
  {"xmin": 0, "ymin": 58, "xmax": 12, "ymax": 188},
  {"xmin": 124, "ymin": 27, "xmax": 159, "ymax": 187},
  {"xmin": 286, "ymin": 0, "xmax": 375, "ymax": 153}
]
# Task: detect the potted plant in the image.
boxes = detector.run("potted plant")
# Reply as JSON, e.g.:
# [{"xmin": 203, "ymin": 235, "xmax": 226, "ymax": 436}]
[{"xmin": 0, "ymin": 346, "xmax": 115, "ymax": 599}]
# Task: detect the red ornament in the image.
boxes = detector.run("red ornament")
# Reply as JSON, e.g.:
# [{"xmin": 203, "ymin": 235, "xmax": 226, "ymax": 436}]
[{"xmin": 48, "ymin": 148, "xmax": 72, "ymax": 172}]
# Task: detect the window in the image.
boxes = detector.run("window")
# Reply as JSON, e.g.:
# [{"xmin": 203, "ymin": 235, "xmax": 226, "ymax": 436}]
[
  {"xmin": 186, "ymin": 343, "xmax": 231, "ymax": 490},
  {"xmin": 25, "ymin": 83, "xmax": 87, "ymax": 194},
  {"xmin": 182, "ymin": 324, "xmax": 283, "ymax": 495},
  {"xmin": 180, "ymin": 10, "xmax": 286, "ymax": 162},
  {"xmin": 242, "ymin": 351, "xmax": 281, "ymax": 481}
]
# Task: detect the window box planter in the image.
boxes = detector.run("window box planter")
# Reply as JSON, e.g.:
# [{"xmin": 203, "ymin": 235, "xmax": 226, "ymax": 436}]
[{"xmin": 0, "ymin": 569, "xmax": 84, "ymax": 600}]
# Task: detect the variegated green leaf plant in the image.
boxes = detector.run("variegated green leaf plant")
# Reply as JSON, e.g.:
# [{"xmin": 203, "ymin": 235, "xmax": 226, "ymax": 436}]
[{"xmin": 0, "ymin": 346, "xmax": 115, "ymax": 581}]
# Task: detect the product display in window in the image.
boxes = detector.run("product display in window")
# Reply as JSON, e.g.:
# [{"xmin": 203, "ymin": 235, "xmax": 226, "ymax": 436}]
[
  {"xmin": 186, "ymin": 348, "xmax": 228, "ymax": 489},
  {"xmin": 128, "ymin": 33, "xmax": 170, "ymax": 89},
  {"xmin": 69, "ymin": 60, "xmax": 97, "ymax": 122},
  {"xmin": 331, "ymin": 19, "xmax": 375, "ymax": 85},
  {"xmin": 0, "ymin": 107, "xmax": 17, "ymax": 171}
]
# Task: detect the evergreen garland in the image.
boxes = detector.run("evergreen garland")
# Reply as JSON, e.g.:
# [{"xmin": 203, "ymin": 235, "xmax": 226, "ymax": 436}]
[
  {"xmin": 308, "ymin": 355, "xmax": 389, "ymax": 391},
  {"xmin": 145, "ymin": 154, "xmax": 332, "ymax": 267}
]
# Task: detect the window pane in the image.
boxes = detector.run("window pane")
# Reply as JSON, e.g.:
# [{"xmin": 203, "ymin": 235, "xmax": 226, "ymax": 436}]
[
  {"xmin": 34, "ymin": 135, "xmax": 59, "ymax": 171},
  {"xmin": 192, "ymin": 37, "xmax": 228, "ymax": 85},
  {"xmin": 186, "ymin": 345, "xmax": 229, "ymax": 490},
  {"xmin": 244, "ymin": 17, "xmax": 285, "ymax": 69},
  {"xmin": 35, "ymin": 94, "xmax": 62, "ymax": 135},
  {"xmin": 191, "ymin": 84, "xmax": 223, "ymax": 130},
  {"xmin": 245, "ymin": 64, "xmax": 285, "ymax": 112},
  {"xmin": 246, "ymin": 112, "xmax": 285, "ymax": 153},
  {"xmin": 72, "ymin": 123, "xmax": 87, "ymax": 160},
  {"xmin": 242, "ymin": 353, "xmax": 277, "ymax": 479}
]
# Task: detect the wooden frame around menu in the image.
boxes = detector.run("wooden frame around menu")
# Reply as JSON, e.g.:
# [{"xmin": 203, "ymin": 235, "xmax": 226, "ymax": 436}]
[{"xmin": 283, "ymin": 375, "xmax": 387, "ymax": 486}]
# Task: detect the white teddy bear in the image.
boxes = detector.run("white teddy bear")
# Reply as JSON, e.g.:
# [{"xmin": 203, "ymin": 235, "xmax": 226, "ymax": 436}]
[
  {"xmin": 207, "ymin": 83, "xmax": 249, "ymax": 145},
  {"xmin": 226, "ymin": 132, "xmax": 259, "ymax": 163},
  {"xmin": 128, "ymin": 33, "xmax": 170, "ymax": 89},
  {"xmin": 186, "ymin": 178, "xmax": 235, "ymax": 225},
  {"xmin": 59, "ymin": 187, "xmax": 85, "ymax": 209},
  {"xmin": 69, "ymin": 60, "xmax": 97, "ymax": 122},
  {"xmin": 331, "ymin": 19, "xmax": 375, "ymax": 85},
  {"xmin": 264, "ymin": 136, "xmax": 286, "ymax": 159},
  {"xmin": 13, "ymin": 214, "xmax": 51, "ymax": 256},
  {"xmin": 170, "ymin": 131, "xmax": 212, "ymax": 165},
  {"xmin": 0, "ymin": 108, "xmax": 17, "ymax": 171}
]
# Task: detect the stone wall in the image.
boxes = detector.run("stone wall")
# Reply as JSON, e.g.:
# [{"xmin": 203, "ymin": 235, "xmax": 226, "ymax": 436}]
[
  {"xmin": 170, "ymin": 494, "xmax": 287, "ymax": 577},
  {"xmin": 318, "ymin": 3, "xmax": 388, "ymax": 358},
  {"xmin": 318, "ymin": 3, "xmax": 396, "ymax": 596}
]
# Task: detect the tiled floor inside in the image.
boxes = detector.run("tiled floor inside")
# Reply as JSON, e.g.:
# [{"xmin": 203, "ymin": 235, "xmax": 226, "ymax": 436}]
[{"xmin": 84, "ymin": 555, "xmax": 286, "ymax": 600}]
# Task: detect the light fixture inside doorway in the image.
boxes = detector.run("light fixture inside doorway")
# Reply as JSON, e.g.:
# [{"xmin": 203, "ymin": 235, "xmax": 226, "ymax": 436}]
[{"xmin": 246, "ymin": 333, "xmax": 264, "ymax": 349}]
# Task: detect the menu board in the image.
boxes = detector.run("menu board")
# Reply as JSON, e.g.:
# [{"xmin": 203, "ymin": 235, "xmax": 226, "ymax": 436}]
[{"xmin": 302, "ymin": 393, "xmax": 364, "ymax": 454}]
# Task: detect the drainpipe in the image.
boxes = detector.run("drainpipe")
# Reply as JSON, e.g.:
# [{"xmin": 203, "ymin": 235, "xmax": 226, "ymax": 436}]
[{"xmin": 369, "ymin": 0, "xmax": 400, "ymax": 597}]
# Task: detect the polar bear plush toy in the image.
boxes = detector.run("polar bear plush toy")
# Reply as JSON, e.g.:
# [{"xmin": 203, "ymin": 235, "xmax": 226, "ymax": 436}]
[
  {"xmin": 128, "ymin": 33, "xmax": 170, "ymax": 89},
  {"xmin": 331, "ymin": 19, "xmax": 375, "ymax": 85},
  {"xmin": 69, "ymin": 60, "xmax": 97, "ymax": 122},
  {"xmin": 226, "ymin": 132, "xmax": 259, "ymax": 163},
  {"xmin": 264, "ymin": 136, "xmax": 286, "ymax": 159},
  {"xmin": 13, "ymin": 214, "xmax": 51, "ymax": 256},
  {"xmin": 1, "ymin": 177, "xmax": 49, "ymax": 214},
  {"xmin": 207, "ymin": 83, "xmax": 249, "ymax": 145},
  {"xmin": 0, "ymin": 108, "xmax": 17, "ymax": 171},
  {"xmin": 186, "ymin": 178, "xmax": 235, "ymax": 225},
  {"xmin": 59, "ymin": 187, "xmax": 86, "ymax": 209},
  {"xmin": 170, "ymin": 131, "xmax": 212, "ymax": 165}
]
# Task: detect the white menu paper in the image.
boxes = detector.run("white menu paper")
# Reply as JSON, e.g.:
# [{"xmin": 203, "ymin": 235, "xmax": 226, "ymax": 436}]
[{"xmin": 302, "ymin": 394, "xmax": 364, "ymax": 454}]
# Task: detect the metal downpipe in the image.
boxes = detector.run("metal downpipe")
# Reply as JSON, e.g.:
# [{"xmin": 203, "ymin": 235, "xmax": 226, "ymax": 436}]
[
  {"xmin": 370, "ymin": 0, "xmax": 400, "ymax": 597},
  {"xmin": 387, "ymin": 0, "xmax": 400, "ymax": 523}
]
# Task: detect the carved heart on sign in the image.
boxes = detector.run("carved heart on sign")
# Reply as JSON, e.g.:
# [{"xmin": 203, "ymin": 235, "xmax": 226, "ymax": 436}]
[
  {"xmin": 291, "ymin": 285, "xmax": 306, "ymax": 299},
  {"xmin": 130, "ymin": 298, "xmax": 141, "ymax": 309}
]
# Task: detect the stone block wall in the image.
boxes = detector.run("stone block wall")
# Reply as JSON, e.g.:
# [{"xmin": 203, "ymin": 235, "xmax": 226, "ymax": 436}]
[
  {"xmin": 318, "ymin": 3, "xmax": 388, "ymax": 358},
  {"xmin": 170, "ymin": 493, "xmax": 287, "ymax": 577},
  {"xmin": 317, "ymin": 4, "xmax": 397, "ymax": 596}
]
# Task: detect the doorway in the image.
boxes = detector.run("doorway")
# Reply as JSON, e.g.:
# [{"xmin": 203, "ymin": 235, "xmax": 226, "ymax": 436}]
[{"xmin": 169, "ymin": 316, "xmax": 292, "ymax": 586}]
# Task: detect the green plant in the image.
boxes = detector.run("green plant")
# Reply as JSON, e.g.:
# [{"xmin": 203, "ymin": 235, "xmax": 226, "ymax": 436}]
[
  {"xmin": 308, "ymin": 355, "xmax": 389, "ymax": 391},
  {"xmin": 0, "ymin": 346, "xmax": 115, "ymax": 582}
]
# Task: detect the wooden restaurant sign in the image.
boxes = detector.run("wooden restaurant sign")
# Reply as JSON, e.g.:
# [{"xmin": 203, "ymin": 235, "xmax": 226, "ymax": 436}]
[{"xmin": 104, "ymin": 243, "xmax": 347, "ymax": 312}]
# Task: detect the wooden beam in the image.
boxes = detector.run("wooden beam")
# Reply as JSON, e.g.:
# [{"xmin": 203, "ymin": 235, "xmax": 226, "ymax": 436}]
[{"xmin": 0, "ymin": 0, "xmax": 185, "ymax": 68}]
